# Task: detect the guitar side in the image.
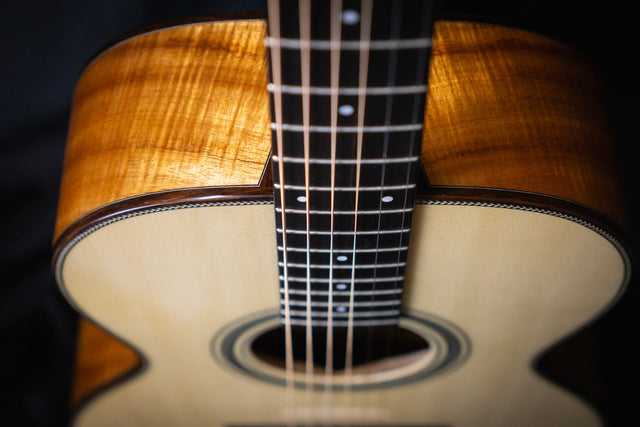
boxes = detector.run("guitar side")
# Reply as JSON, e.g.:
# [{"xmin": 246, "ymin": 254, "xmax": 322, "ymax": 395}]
[{"xmin": 53, "ymin": 17, "xmax": 632, "ymax": 426}]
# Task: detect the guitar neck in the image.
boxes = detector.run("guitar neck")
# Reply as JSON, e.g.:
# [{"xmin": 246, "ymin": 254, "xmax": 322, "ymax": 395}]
[{"xmin": 267, "ymin": 0, "xmax": 434, "ymax": 328}]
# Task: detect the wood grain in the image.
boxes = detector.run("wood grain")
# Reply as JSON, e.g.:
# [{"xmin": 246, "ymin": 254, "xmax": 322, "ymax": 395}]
[
  {"xmin": 70, "ymin": 320, "xmax": 140, "ymax": 408},
  {"xmin": 422, "ymin": 23, "xmax": 627, "ymax": 226},
  {"xmin": 54, "ymin": 19, "xmax": 630, "ymax": 411},
  {"xmin": 60, "ymin": 202, "xmax": 625, "ymax": 426},
  {"xmin": 55, "ymin": 20, "xmax": 626, "ymax": 241},
  {"xmin": 54, "ymin": 18, "xmax": 271, "ymax": 239}
]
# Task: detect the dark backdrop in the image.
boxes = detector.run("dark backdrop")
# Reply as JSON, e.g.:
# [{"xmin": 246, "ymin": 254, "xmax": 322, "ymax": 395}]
[{"xmin": 1, "ymin": 1, "xmax": 637, "ymax": 426}]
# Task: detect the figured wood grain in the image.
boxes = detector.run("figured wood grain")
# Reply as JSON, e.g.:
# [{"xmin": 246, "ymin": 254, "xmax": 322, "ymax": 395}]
[
  {"xmin": 421, "ymin": 22, "xmax": 627, "ymax": 226},
  {"xmin": 54, "ymin": 18, "xmax": 272, "ymax": 239},
  {"xmin": 54, "ymin": 18, "xmax": 630, "ymax": 412},
  {"xmin": 71, "ymin": 319, "xmax": 140, "ymax": 408},
  {"xmin": 54, "ymin": 20, "xmax": 627, "ymax": 241}
]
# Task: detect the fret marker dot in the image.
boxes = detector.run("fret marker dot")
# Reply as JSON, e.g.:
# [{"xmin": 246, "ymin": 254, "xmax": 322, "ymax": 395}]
[
  {"xmin": 336, "ymin": 255, "xmax": 348, "ymax": 262},
  {"xmin": 382, "ymin": 195, "xmax": 394, "ymax": 203},
  {"xmin": 342, "ymin": 10, "xmax": 360, "ymax": 25},
  {"xmin": 336, "ymin": 306, "xmax": 348, "ymax": 313},
  {"xmin": 336, "ymin": 283, "xmax": 348, "ymax": 290},
  {"xmin": 296, "ymin": 195, "xmax": 307, "ymax": 203},
  {"xmin": 338, "ymin": 104, "xmax": 354, "ymax": 116}
]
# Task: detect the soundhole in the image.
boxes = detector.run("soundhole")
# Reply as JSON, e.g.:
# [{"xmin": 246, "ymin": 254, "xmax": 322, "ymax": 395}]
[
  {"xmin": 252, "ymin": 325, "xmax": 428, "ymax": 372},
  {"xmin": 212, "ymin": 311, "xmax": 469, "ymax": 390}
]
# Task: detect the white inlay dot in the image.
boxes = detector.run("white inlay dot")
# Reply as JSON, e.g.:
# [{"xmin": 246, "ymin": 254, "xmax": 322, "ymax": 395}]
[
  {"xmin": 381, "ymin": 195, "xmax": 394, "ymax": 202},
  {"xmin": 336, "ymin": 283, "xmax": 348, "ymax": 290},
  {"xmin": 338, "ymin": 104, "xmax": 354, "ymax": 116},
  {"xmin": 296, "ymin": 195, "xmax": 307, "ymax": 203},
  {"xmin": 341, "ymin": 10, "xmax": 360, "ymax": 25},
  {"xmin": 336, "ymin": 255, "xmax": 348, "ymax": 262},
  {"xmin": 336, "ymin": 306, "xmax": 348, "ymax": 313}
]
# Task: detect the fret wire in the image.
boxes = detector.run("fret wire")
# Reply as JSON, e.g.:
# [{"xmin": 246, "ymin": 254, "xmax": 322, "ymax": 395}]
[
  {"xmin": 284, "ymin": 300, "xmax": 401, "ymax": 307},
  {"xmin": 275, "ymin": 208, "xmax": 413, "ymax": 215},
  {"xmin": 265, "ymin": 37, "xmax": 432, "ymax": 50},
  {"xmin": 267, "ymin": 83, "xmax": 427, "ymax": 95},
  {"xmin": 279, "ymin": 262, "xmax": 406, "ymax": 269},
  {"xmin": 273, "ymin": 183, "xmax": 415, "ymax": 191},
  {"xmin": 283, "ymin": 309, "xmax": 401, "ymax": 317},
  {"xmin": 272, "ymin": 155, "xmax": 418, "ymax": 164},
  {"xmin": 288, "ymin": 319, "xmax": 397, "ymax": 327},
  {"xmin": 280, "ymin": 276, "xmax": 403, "ymax": 283},
  {"xmin": 281, "ymin": 289, "xmax": 402, "ymax": 296},
  {"xmin": 276, "ymin": 228, "xmax": 410, "ymax": 235},
  {"xmin": 278, "ymin": 246, "xmax": 409, "ymax": 253},
  {"xmin": 271, "ymin": 123, "xmax": 423, "ymax": 133}
]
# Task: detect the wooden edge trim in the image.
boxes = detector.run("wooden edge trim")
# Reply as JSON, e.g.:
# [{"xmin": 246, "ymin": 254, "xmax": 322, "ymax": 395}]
[
  {"xmin": 54, "ymin": 183, "xmax": 634, "ymax": 283},
  {"xmin": 422, "ymin": 185, "xmax": 635, "ymax": 263}
]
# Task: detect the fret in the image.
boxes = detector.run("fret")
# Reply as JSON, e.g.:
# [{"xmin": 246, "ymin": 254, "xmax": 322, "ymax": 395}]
[
  {"xmin": 278, "ymin": 246, "xmax": 409, "ymax": 253},
  {"xmin": 272, "ymin": 155, "xmax": 418, "ymax": 164},
  {"xmin": 274, "ymin": 162, "xmax": 419, "ymax": 188},
  {"xmin": 268, "ymin": 83, "xmax": 427, "ymax": 96},
  {"xmin": 288, "ymin": 318, "xmax": 397, "ymax": 327},
  {"xmin": 265, "ymin": 37, "xmax": 432, "ymax": 51},
  {"xmin": 279, "ymin": 233, "xmax": 412, "ymax": 250},
  {"xmin": 281, "ymin": 289, "xmax": 402, "ymax": 296},
  {"xmin": 284, "ymin": 300, "xmax": 401, "ymax": 307},
  {"xmin": 283, "ymin": 309, "xmax": 401, "ymax": 317},
  {"xmin": 280, "ymin": 276, "xmax": 404, "ymax": 283},
  {"xmin": 281, "ymin": 250, "xmax": 408, "ymax": 265},
  {"xmin": 279, "ymin": 261, "xmax": 406, "ymax": 269},
  {"xmin": 275, "ymin": 207, "xmax": 413, "ymax": 214},
  {"xmin": 276, "ymin": 227, "xmax": 410, "ymax": 235},
  {"xmin": 275, "ymin": 135, "xmax": 419, "ymax": 163},
  {"xmin": 273, "ymin": 183, "xmax": 414, "ymax": 191},
  {"xmin": 271, "ymin": 123, "xmax": 423, "ymax": 133}
]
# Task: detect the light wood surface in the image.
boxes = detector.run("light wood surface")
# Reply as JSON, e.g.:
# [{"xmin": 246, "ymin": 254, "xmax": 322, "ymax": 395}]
[{"xmin": 58, "ymin": 202, "xmax": 626, "ymax": 426}]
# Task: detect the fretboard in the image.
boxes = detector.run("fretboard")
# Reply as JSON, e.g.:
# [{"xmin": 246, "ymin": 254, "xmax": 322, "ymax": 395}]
[{"xmin": 267, "ymin": 0, "xmax": 434, "ymax": 328}]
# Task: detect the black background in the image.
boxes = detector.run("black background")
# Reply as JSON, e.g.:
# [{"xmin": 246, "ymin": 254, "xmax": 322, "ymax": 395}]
[{"xmin": 1, "ymin": 1, "xmax": 637, "ymax": 426}]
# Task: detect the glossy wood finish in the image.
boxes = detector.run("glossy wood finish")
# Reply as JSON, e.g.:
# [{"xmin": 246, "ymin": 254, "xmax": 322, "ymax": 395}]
[
  {"xmin": 54, "ymin": 18, "xmax": 271, "ymax": 239},
  {"xmin": 70, "ymin": 320, "xmax": 140, "ymax": 408},
  {"xmin": 54, "ymin": 18, "xmax": 629, "ymax": 414},
  {"xmin": 422, "ymin": 22, "xmax": 626, "ymax": 226},
  {"xmin": 55, "ymin": 20, "xmax": 626, "ymax": 241}
]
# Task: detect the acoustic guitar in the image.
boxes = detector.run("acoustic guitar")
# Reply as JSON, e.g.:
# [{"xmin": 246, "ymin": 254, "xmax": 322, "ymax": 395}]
[{"xmin": 52, "ymin": 0, "xmax": 632, "ymax": 425}]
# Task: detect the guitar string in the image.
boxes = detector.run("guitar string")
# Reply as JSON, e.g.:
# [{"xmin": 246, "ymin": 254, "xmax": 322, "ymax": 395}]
[
  {"xmin": 326, "ymin": 0, "xmax": 343, "ymax": 385},
  {"xmin": 266, "ymin": 0, "xmax": 295, "ymax": 402},
  {"xmin": 366, "ymin": 0, "xmax": 404, "ymax": 366},
  {"xmin": 298, "ymin": 0, "xmax": 315, "ymax": 391},
  {"xmin": 345, "ymin": 0, "xmax": 373, "ymax": 381},
  {"xmin": 389, "ymin": 1, "xmax": 432, "ymax": 356}
]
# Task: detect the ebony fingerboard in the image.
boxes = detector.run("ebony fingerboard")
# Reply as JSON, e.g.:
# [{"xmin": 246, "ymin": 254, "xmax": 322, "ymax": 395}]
[{"xmin": 267, "ymin": 0, "xmax": 434, "ymax": 328}]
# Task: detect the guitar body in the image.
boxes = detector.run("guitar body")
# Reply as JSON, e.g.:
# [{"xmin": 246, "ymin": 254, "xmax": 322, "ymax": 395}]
[{"xmin": 53, "ymin": 15, "xmax": 631, "ymax": 427}]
